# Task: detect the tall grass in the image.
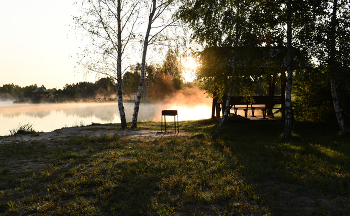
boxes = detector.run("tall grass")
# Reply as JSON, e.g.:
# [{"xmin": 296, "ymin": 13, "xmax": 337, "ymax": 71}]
[{"xmin": 9, "ymin": 123, "xmax": 37, "ymax": 136}]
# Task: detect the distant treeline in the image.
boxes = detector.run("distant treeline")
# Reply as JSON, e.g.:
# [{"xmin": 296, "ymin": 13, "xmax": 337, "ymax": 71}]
[
  {"xmin": 0, "ymin": 83, "xmax": 40, "ymax": 100},
  {"xmin": 0, "ymin": 77, "xmax": 117, "ymax": 101},
  {"xmin": 0, "ymin": 72, "xmax": 189, "ymax": 102}
]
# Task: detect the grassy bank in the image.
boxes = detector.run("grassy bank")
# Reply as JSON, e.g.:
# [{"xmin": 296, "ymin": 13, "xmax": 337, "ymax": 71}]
[{"xmin": 0, "ymin": 120, "xmax": 349, "ymax": 215}]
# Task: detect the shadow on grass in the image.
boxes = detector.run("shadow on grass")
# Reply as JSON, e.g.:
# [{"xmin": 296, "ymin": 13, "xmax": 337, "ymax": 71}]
[
  {"xmin": 0, "ymin": 130, "xmax": 267, "ymax": 215},
  {"xmin": 217, "ymin": 120, "xmax": 350, "ymax": 215},
  {"xmin": 1, "ymin": 119, "xmax": 349, "ymax": 215}
]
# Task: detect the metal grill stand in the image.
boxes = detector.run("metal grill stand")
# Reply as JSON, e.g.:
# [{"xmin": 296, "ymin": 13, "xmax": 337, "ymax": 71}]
[{"xmin": 161, "ymin": 110, "xmax": 179, "ymax": 133}]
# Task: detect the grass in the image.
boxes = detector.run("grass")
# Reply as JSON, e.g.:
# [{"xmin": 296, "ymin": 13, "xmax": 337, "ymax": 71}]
[
  {"xmin": 9, "ymin": 123, "xmax": 39, "ymax": 136},
  {"xmin": 0, "ymin": 119, "xmax": 349, "ymax": 215}
]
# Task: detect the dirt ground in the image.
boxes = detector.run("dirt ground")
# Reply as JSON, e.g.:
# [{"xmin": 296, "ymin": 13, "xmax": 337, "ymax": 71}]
[{"xmin": 0, "ymin": 125, "xmax": 186, "ymax": 144}]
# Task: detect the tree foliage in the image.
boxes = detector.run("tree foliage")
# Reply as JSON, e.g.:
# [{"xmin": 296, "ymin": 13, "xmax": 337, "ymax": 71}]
[
  {"xmin": 293, "ymin": 68, "xmax": 333, "ymax": 122},
  {"xmin": 0, "ymin": 84, "xmax": 39, "ymax": 100},
  {"xmin": 122, "ymin": 68, "xmax": 141, "ymax": 98},
  {"xmin": 177, "ymin": 0, "xmax": 264, "ymax": 46},
  {"xmin": 73, "ymin": 0, "xmax": 142, "ymax": 76},
  {"xmin": 196, "ymin": 45, "xmax": 292, "ymax": 101},
  {"xmin": 160, "ymin": 48, "xmax": 182, "ymax": 90},
  {"xmin": 176, "ymin": 0, "xmax": 306, "ymax": 98},
  {"xmin": 178, "ymin": 0, "xmax": 350, "ymax": 138},
  {"xmin": 294, "ymin": 66, "xmax": 350, "ymax": 123},
  {"xmin": 122, "ymin": 49, "xmax": 184, "ymax": 100}
]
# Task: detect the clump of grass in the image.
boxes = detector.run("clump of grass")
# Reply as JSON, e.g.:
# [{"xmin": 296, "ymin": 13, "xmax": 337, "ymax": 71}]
[{"xmin": 9, "ymin": 123, "xmax": 37, "ymax": 136}]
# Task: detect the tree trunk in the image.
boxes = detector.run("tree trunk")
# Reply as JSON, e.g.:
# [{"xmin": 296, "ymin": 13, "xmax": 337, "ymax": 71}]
[
  {"xmin": 117, "ymin": 0, "xmax": 127, "ymax": 129},
  {"xmin": 281, "ymin": 71, "xmax": 286, "ymax": 120},
  {"xmin": 211, "ymin": 58, "xmax": 235, "ymax": 141},
  {"xmin": 212, "ymin": 89, "xmax": 217, "ymax": 119},
  {"xmin": 212, "ymin": 4, "xmax": 241, "ymax": 141},
  {"xmin": 283, "ymin": 0, "xmax": 293, "ymax": 141},
  {"xmin": 331, "ymin": 76, "xmax": 347, "ymax": 134},
  {"xmin": 329, "ymin": 0, "xmax": 347, "ymax": 135},
  {"xmin": 131, "ymin": 0, "xmax": 156, "ymax": 128}
]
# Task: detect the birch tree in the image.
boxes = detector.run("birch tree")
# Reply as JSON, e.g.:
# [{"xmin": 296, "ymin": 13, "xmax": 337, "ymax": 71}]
[
  {"xmin": 130, "ymin": 0, "xmax": 178, "ymax": 128},
  {"xmin": 257, "ymin": 0, "xmax": 316, "ymax": 140},
  {"xmin": 254, "ymin": 0, "xmax": 349, "ymax": 138},
  {"xmin": 327, "ymin": 0, "xmax": 348, "ymax": 135},
  {"xmin": 74, "ymin": 0, "xmax": 143, "ymax": 129},
  {"xmin": 300, "ymin": 0, "xmax": 349, "ymax": 135},
  {"xmin": 211, "ymin": 57, "xmax": 235, "ymax": 141},
  {"xmin": 282, "ymin": 0, "xmax": 293, "ymax": 140}
]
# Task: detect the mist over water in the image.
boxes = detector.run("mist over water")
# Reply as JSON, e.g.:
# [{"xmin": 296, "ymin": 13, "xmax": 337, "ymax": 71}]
[{"xmin": 0, "ymin": 89, "xmax": 212, "ymax": 136}]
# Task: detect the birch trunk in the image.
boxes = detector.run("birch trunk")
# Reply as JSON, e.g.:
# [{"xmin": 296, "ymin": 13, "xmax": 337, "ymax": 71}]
[
  {"xmin": 330, "ymin": 0, "xmax": 347, "ymax": 135},
  {"xmin": 131, "ymin": 0, "xmax": 156, "ymax": 128},
  {"xmin": 331, "ymin": 76, "xmax": 347, "ymax": 134},
  {"xmin": 211, "ymin": 4, "xmax": 241, "ymax": 141},
  {"xmin": 117, "ymin": 0, "xmax": 127, "ymax": 129},
  {"xmin": 117, "ymin": 83, "xmax": 126, "ymax": 129},
  {"xmin": 211, "ymin": 58, "xmax": 235, "ymax": 141},
  {"xmin": 283, "ymin": 0, "xmax": 293, "ymax": 141}
]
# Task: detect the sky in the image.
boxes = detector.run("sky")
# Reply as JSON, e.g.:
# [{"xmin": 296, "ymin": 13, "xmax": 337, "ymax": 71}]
[
  {"xmin": 0, "ymin": 0, "xmax": 97, "ymax": 89},
  {"xmin": 0, "ymin": 0, "xmax": 198, "ymax": 90}
]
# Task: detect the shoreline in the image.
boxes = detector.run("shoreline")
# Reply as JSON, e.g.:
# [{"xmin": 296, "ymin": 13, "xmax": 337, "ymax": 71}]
[{"xmin": 0, "ymin": 124, "xmax": 188, "ymax": 144}]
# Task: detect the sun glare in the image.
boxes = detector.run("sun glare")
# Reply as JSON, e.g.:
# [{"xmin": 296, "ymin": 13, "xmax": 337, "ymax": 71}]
[
  {"xmin": 170, "ymin": 105, "xmax": 211, "ymax": 121},
  {"xmin": 182, "ymin": 57, "xmax": 198, "ymax": 82},
  {"xmin": 186, "ymin": 57, "xmax": 198, "ymax": 70}
]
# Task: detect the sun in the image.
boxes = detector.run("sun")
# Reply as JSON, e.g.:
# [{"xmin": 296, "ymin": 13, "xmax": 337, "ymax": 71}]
[
  {"xmin": 182, "ymin": 57, "xmax": 198, "ymax": 82},
  {"xmin": 186, "ymin": 57, "xmax": 198, "ymax": 70}
]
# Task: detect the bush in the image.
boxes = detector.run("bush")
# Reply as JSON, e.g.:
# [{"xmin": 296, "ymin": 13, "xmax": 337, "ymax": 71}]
[{"xmin": 293, "ymin": 68, "xmax": 334, "ymax": 122}]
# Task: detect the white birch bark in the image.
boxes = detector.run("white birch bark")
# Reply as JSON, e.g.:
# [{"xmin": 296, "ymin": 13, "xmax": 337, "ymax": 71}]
[
  {"xmin": 330, "ymin": 0, "xmax": 347, "ymax": 135},
  {"xmin": 211, "ymin": 57, "xmax": 235, "ymax": 141},
  {"xmin": 331, "ymin": 76, "xmax": 347, "ymax": 134},
  {"xmin": 117, "ymin": 0, "xmax": 127, "ymax": 129},
  {"xmin": 211, "ymin": 3, "xmax": 240, "ymax": 141},
  {"xmin": 131, "ymin": 0, "xmax": 156, "ymax": 128},
  {"xmin": 283, "ymin": 0, "xmax": 293, "ymax": 141}
]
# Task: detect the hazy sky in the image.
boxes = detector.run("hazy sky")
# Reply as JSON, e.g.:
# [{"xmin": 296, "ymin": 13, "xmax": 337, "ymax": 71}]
[{"xmin": 0, "ymin": 0, "xmax": 97, "ymax": 89}]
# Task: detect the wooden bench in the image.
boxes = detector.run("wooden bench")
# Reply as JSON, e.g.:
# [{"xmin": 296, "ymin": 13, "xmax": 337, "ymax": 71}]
[{"xmin": 232, "ymin": 106, "xmax": 257, "ymax": 118}]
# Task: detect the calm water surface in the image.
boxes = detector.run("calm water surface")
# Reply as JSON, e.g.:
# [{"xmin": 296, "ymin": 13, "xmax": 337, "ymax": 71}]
[{"xmin": 0, "ymin": 101, "xmax": 212, "ymax": 136}]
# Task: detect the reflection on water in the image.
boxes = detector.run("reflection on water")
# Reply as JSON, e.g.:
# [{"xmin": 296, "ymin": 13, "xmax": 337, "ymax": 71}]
[{"xmin": 0, "ymin": 102, "xmax": 211, "ymax": 136}]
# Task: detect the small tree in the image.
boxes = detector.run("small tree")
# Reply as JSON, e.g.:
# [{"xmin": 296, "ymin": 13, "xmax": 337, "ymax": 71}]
[{"xmin": 160, "ymin": 48, "xmax": 182, "ymax": 90}]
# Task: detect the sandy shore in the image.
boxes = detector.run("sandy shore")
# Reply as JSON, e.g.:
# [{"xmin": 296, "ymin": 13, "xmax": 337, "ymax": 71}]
[{"xmin": 0, "ymin": 125, "xmax": 186, "ymax": 144}]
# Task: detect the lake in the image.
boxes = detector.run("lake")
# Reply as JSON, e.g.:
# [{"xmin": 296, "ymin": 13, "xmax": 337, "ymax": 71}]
[{"xmin": 0, "ymin": 101, "xmax": 212, "ymax": 136}]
